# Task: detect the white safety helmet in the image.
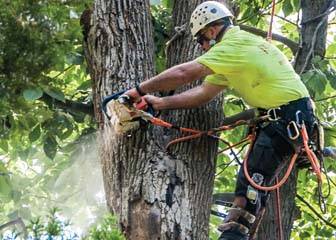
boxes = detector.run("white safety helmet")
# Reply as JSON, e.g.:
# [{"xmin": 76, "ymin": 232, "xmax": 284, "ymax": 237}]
[{"xmin": 190, "ymin": 1, "xmax": 233, "ymax": 37}]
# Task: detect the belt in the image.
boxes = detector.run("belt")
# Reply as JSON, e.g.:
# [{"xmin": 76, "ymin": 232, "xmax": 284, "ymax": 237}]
[{"xmin": 259, "ymin": 97, "xmax": 315, "ymax": 122}]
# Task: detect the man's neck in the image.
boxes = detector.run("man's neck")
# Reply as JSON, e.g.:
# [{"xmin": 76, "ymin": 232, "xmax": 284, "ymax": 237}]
[{"xmin": 216, "ymin": 24, "xmax": 232, "ymax": 42}]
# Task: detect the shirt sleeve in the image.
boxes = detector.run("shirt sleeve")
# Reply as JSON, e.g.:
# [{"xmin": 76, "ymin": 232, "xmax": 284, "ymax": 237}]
[
  {"xmin": 204, "ymin": 74, "xmax": 229, "ymax": 86},
  {"xmin": 196, "ymin": 42, "xmax": 246, "ymax": 77}
]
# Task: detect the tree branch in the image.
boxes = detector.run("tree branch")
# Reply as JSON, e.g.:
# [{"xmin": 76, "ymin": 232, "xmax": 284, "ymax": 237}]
[
  {"xmin": 316, "ymin": 94, "xmax": 336, "ymax": 102},
  {"xmin": 301, "ymin": 1, "xmax": 336, "ymax": 25},
  {"xmin": 0, "ymin": 218, "xmax": 27, "ymax": 238},
  {"xmin": 40, "ymin": 93, "xmax": 94, "ymax": 116},
  {"xmin": 274, "ymin": 14, "xmax": 300, "ymax": 28},
  {"xmin": 239, "ymin": 24, "xmax": 299, "ymax": 54},
  {"xmin": 296, "ymin": 194, "xmax": 336, "ymax": 229}
]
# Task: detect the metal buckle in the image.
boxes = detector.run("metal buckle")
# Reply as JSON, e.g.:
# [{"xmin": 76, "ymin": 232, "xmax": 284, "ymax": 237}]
[
  {"xmin": 287, "ymin": 121, "xmax": 300, "ymax": 140},
  {"xmin": 295, "ymin": 110, "xmax": 304, "ymax": 127},
  {"xmin": 267, "ymin": 108, "xmax": 281, "ymax": 121}
]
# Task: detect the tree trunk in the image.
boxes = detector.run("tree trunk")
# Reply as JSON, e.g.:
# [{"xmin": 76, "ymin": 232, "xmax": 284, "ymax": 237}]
[
  {"xmin": 83, "ymin": 0, "xmax": 157, "ymax": 239},
  {"xmin": 83, "ymin": 0, "xmax": 223, "ymax": 239},
  {"xmin": 257, "ymin": 0, "xmax": 329, "ymax": 239}
]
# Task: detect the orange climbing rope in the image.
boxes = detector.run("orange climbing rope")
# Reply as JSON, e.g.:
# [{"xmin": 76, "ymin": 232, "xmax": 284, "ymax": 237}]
[{"xmin": 267, "ymin": 0, "xmax": 277, "ymax": 41}]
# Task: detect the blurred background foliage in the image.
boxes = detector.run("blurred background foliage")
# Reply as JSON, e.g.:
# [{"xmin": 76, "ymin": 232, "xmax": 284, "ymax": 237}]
[{"xmin": 0, "ymin": 0, "xmax": 335, "ymax": 239}]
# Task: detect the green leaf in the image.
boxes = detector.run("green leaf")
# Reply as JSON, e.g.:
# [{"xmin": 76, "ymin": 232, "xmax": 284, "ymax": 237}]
[
  {"xmin": 23, "ymin": 88, "xmax": 43, "ymax": 101},
  {"xmin": 162, "ymin": 0, "xmax": 172, "ymax": 8},
  {"xmin": 69, "ymin": 9, "xmax": 79, "ymax": 19},
  {"xmin": 44, "ymin": 87, "xmax": 65, "ymax": 103},
  {"xmin": 66, "ymin": 52, "xmax": 84, "ymax": 65},
  {"xmin": 302, "ymin": 69, "xmax": 327, "ymax": 97},
  {"xmin": 282, "ymin": 0, "xmax": 294, "ymax": 17},
  {"xmin": 43, "ymin": 135, "xmax": 58, "ymax": 160},
  {"xmin": 325, "ymin": 66, "xmax": 336, "ymax": 89},
  {"xmin": 18, "ymin": 149, "xmax": 30, "ymax": 160},
  {"xmin": 77, "ymin": 80, "xmax": 92, "ymax": 90},
  {"xmin": 7, "ymin": 211, "xmax": 19, "ymax": 220},
  {"xmin": 0, "ymin": 163, "xmax": 12, "ymax": 200},
  {"xmin": 29, "ymin": 124, "xmax": 41, "ymax": 142},
  {"xmin": 0, "ymin": 140, "xmax": 8, "ymax": 152},
  {"xmin": 291, "ymin": 0, "xmax": 300, "ymax": 11}
]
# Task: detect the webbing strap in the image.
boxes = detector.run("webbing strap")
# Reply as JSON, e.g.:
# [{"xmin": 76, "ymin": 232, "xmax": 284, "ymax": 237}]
[{"xmin": 218, "ymin": 222, "xmax": 249, "ymax": 235}]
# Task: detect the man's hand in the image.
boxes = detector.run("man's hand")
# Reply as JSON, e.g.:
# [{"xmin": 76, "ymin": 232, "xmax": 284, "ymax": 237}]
[
  {"xmin": 143, "ymin": 95, "xmax": 164, "ymax": 110},
  {"xmin": 124, "ymin": 88, "xmax": 142, "ymax": 103}
]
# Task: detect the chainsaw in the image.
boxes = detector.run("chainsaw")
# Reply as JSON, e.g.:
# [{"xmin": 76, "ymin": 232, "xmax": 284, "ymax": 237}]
[{"xmin": 102, "ymin": 90, "xmax": 156, "ymax": 134}]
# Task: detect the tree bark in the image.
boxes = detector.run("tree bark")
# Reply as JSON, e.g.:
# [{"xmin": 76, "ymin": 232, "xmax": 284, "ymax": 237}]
[
  {"xmin": 84, "ymin": 0, "xmax": 223, "ymax": 239},
  {"xmin": 83, "ymin": 0, "xmax": 157, "ymax": 239},
  {"xmin": 294, "ymin": 0, "xmax": 329, "ymax": 74},
  {"xmin": 257, "ymin": 0, "xmax": 329, "ymax": 239}
]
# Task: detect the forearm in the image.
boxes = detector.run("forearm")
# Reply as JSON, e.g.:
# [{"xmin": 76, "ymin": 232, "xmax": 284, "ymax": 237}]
[
  {"xmin": 140, "ymin": 60, "xmax": 211, "ymax": 93},
  {"xmin": 156, "ymin": 83, "xmax": 225, "ymax": 110}
]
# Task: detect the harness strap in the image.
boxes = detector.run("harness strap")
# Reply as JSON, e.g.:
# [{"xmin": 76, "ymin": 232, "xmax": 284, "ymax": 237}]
[
  {"xmin": 218, "ymin": 222, "xmax": 249, "ymax": 235},
  {"xmin": 226, "ymin": 207, "xmax": 256, "ymax": 224},
  {"xmin": 218, "ymin": 206, "xmax": 256, "ymax": 235}
]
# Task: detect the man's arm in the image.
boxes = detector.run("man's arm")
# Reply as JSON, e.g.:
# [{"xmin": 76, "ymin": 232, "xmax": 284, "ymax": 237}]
[
  {"xmin": 125, "ymin": 60, "xmax": 213, "ymax": 100},
  {"xmin": 144, "ymin": 82, "xmax": 226, "ymax": 110}
]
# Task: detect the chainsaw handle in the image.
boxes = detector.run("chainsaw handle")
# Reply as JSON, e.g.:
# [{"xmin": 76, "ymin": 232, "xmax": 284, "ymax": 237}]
[
  {"xmin": 135, "ymin": 97, "xmax": 158, "ymax": 117},
  {"xmin": 135, "ymin": 97, "xmax": 148, "ymax": 111}
]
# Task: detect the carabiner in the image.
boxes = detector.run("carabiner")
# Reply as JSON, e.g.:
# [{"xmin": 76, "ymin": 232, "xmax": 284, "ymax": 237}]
[
  {"xmin": 267, "ymin": 108, "xmax": 281, "ymax": 121},
  {"xmin": 295, "ymin": 110, "xmax": 304, "ymax": 127},
  {"xmin": 287, "ymin": 121, "xmax": 300, "ymax": 140}
]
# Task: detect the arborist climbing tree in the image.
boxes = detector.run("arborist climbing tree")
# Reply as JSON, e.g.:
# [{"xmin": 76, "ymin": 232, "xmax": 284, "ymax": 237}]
[
  {"xmin": 84, "ymin": 0, "xmax": 335, "ymax": 239},
  {"xmin": 119, "ymin": 1, "xmax": 327, "ymax": 239}
]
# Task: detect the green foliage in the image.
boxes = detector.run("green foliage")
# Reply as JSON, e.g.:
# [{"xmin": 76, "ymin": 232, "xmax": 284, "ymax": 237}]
[
  {"xmin": 1, "ymin": 208, "xmax": 78, "ymax": 239},
  {"xmin": 151, "ymin": 5, "xmax": 172, "ymax": 73},
  {"xmin": 83, "ymin": 215, "xmax": 125, "ymax": 240},
  {"xmin": 0, "ymin": 0, "xmax": 93, "ymax": 162},
  {"xmin": 0, "ymin": 0, "xmax": 336, "ymax": 239},
  {"xmin": 1, "ymin": 209, "xmax": 124, "ymax": 240},
  {"xmin": 23, "ymin": 88, "xmax": 43, "ymax": 101},
  {"xmin": 282, "ymin": 0, "xmax": 294, "ymax": 17},
  {"xmin": 0, "ymin": 0, "xmax": 97, "ymax": 232},
  {"xmin": 0, "ymin": 162, "xmax": 12, "ymax": 201}
]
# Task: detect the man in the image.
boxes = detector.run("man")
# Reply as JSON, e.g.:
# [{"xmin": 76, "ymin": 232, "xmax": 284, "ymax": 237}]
[{"xmin": 124, "ymin": 1, "xmax": 315, "ymax": 239}]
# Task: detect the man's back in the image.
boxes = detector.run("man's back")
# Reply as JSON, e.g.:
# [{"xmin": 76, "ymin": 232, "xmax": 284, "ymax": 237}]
[{"xmin": 197, "ymin": 26, "xmax": 309, "ymax": 109}]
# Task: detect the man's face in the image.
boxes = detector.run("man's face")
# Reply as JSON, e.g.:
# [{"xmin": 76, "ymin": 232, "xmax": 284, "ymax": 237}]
[{"xmin": 196, "ymin": 27, "xmax": 214, "ymax": 51}]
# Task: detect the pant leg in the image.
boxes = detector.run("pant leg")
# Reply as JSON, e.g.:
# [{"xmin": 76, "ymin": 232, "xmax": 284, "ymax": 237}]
[{"xmin": 235, "ymin": 123, "xmax": 293, "ymax": 215}]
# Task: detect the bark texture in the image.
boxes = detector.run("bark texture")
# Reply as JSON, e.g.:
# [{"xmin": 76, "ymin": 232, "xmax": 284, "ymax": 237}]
[
  {"xmin": 257, "ymin": 0, "xmax": 329, "ymax": 239},
  {"xmin": 84, "ymin": 0, "xmax": 224, "ymax": 239},
  {"xmin": 294, "ymin": 0, "xmax": 330, "ymax": 74},
  {"xmin": 83, "ymin": 0, "xmax": 157, "ymax": 239}
]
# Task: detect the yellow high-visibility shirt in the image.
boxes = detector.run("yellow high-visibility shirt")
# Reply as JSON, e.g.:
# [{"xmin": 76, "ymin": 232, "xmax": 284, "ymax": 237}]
[{"xmin": 196, "ymin": 26, "xmax": 309, "ymax": 109}]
